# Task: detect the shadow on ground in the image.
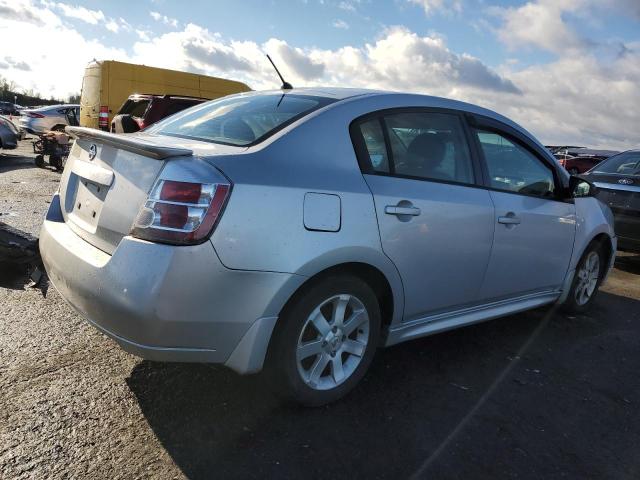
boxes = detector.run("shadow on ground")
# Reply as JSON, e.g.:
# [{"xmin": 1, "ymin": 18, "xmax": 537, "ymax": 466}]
[{"xmin": 127, "ymin": 291, "xmax": 640, "ymax": 479}]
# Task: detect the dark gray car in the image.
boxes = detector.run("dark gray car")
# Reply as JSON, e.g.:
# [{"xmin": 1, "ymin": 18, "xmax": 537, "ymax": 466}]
[{"xmin": 0, "ymin": 115, "xmax": 19, "ymax": 150}]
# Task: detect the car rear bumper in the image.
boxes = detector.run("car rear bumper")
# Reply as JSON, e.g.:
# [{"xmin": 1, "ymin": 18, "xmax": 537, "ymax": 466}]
[{"xmin": 40, "ymin": 194, "xmax": 303, "ymax": 372}]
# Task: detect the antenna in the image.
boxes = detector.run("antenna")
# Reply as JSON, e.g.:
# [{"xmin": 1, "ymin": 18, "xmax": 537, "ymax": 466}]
[{"xmin": 266, "ymin": 54, "xmax": 293, "ymax": 90}]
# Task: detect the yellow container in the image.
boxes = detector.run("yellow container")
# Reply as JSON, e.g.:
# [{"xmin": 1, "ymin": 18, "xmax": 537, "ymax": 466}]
[{"xmin": 79, "ymin": 60, "xmax": 251, "ymax": 129}]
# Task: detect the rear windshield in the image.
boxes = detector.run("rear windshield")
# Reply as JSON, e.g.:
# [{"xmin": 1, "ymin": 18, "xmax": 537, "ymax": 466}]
[
  {"xmin": 150, "ymin": 93, "xmax": 335, "ymax": 146},
  {"xmin": 593, "ymin": 151, "xmax": 640, "ymax": 176},
  {"xmin": 119, "ymin": 99, "xmax": 151, "ymax": 118}
]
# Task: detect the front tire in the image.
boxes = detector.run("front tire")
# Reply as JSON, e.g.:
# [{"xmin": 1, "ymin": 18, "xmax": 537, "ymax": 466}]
[
  {"xmin": 267, "ymin": 275, "xmax": 381, "ymax": 406},
  {"xmin": 562, "ymin": 244, "xmax": 604, "ymax": 313}
]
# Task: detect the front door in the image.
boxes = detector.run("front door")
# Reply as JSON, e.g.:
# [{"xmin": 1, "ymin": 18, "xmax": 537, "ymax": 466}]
[
  {"xmin": 353, "ymin": 110, "xmax": 495, "ymax": 322},
  {"xmin": 473, "ymin": 130, "xmax": 576, "ymax": 300}
]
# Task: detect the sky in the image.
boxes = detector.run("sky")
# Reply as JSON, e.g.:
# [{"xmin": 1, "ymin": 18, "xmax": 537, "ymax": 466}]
[{"xmin": 0, "ymin": 0, "xmax": 638, "ymax": 149}]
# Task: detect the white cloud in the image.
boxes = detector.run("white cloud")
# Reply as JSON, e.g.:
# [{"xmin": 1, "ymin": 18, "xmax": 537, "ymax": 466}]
[
  {"xmin": 53, "ymin": 2, "xmax": 105, "ymax": 25},
  {"xmin": 490, "ymin": 0, "xmax": 589, "ymax": 54},
  {"xmin": 150, "ymin": 10, "xmax": 178, "ymax": 27},
  {"xmin": 408, "ymin": 0, "xmax": 462, "ymax": 16},
  {"xmin": 332, "ymin": 19, "xmax": 349, "ymax": 29},
  {"xmin": 105, "ymin": 19, "xmax": 119, "ymax": 33},
  {"xmin": 338, "ymin": 1, "xmax": 355, "ymax": 12}
]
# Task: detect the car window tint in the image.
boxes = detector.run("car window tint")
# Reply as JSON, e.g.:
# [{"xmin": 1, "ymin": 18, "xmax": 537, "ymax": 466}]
[
  {"xmin": 593, "ymin": 151, "xmax": 640, "ymax": 176},
  {"xmin": 120, "ymin": 99, "xmax": 151, "ymax": 118},
  {"xmin": 476, "ymin": 130, "xmax": 556, "ymax": 197},
  {"xmin": 152, "ymin": 94, "xmax": 334, "ymax": 146},
  {"xmin": 358, "ymin": 119, "xmax": 389, "ymax": 173},
  {"xmin": 383, "ymin": 112, "xmax": 473, "ymax": 184}
]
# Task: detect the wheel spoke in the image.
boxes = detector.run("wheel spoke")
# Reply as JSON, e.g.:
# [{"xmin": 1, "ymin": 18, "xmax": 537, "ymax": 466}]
[
  {"xmin": 297, "ymin": 340, "xmax": 324, "ymax": 360},
  {"xmin": 332, "ymin": 355, "xmax": 345, "ymax": 383},
  {"xmin": 308, "ymin": 353, "xmax": 330, "ymax": 386},
  {"xmin": 342, "ymin": 339, "xmax": 365, "ymax": 357},
  {"xmin": 310, "ymin": 310, "xmax": 331, "ymax": 336},
  {"xmin": 343, "ymin": 309, "xmax": 366, "ymax": 335},
  {"xmin": 332, "ymin": 295, "xmax": 349, "ymax": 327}
]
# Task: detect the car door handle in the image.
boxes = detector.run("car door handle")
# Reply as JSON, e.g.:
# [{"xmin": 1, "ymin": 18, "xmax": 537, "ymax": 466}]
[
  {"xmin": 498, "ymin": 214, "xmax": 521, "ymax": 225},
  {"xmin": 385, "ymin": 205, "xmax": 421, "ymax": 216}
]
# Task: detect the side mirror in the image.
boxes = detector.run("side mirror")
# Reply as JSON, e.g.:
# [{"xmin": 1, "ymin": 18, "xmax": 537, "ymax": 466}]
[{"xmin": 568, "ymin": 175, "xmax": 597, "ymax": 198}]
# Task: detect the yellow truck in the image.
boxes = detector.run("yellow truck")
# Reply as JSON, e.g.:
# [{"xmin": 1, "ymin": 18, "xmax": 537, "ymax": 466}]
[{"xmin": 80, "ymin": 60, "xmax": 251, "ymax": 130}]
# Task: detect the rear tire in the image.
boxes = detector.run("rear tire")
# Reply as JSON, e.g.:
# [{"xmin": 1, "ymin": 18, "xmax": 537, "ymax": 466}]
[
  {"xmin": 562, "ymin": 244, "xmax": 605, "ymax": 313},
  {"xmin": 267, "ymin": 275, "xmax": 381, "ymax": 406}
]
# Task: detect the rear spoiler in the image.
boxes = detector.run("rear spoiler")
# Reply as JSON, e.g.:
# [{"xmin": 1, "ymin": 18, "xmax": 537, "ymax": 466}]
[{"xmin": 65, "ymin": 126, "xmax": 193, "ymax": 160}]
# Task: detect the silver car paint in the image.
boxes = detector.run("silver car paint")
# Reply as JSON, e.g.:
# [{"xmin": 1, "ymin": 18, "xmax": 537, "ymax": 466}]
[
  {"xmin": 39, "ymin": 88, "xmax": 615, "ymax": 375},
  {"xmin": 19, "ymin": 104, "xmax": 79, "ymax": 134}
]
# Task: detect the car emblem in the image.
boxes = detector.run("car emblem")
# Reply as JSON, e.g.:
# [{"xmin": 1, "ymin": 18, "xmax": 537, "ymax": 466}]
[
  {"xmin": 88, "ymin": 144, "xmax": 97, "ymax": 161},
  {"xmin": 618, "ymin": 178, "xmax": 633, "ymax": 185}
]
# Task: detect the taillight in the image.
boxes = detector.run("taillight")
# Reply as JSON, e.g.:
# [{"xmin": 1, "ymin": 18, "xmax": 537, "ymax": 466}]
[
  {"xmin": 27, "ymin": 112, "xmax": 45, "ymax": 118},
  {"xmin": 98, "ymin": 105, "xmax": 109, "ymax": 130},
  {"xmin": 134, "ymin": 117, "xmax": 145, "ymax": 130},
  {"xmin": 131, "ymin": 179, "xmax": 231, "ymax": 245},
  {"xmin": 559, "ymin": 159, "xmax": 566, "ymax": 167}
]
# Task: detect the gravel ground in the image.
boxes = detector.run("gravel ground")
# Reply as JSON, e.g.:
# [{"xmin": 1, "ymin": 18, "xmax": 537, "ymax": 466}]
[{"xmin": 1, "ymin": 140, "xmax": 640, "ymax": 479}]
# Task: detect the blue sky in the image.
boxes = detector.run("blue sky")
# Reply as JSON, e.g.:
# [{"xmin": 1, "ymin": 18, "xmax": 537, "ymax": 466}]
[{"xmin": 1, "ymin": 0, "xmax": 639, "ymax": 148}]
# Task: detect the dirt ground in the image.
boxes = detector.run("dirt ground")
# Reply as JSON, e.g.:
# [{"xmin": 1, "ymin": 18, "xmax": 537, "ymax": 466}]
[{"xmin": 1, "ymin": 139, "xmax": 639, "ymax": 479}]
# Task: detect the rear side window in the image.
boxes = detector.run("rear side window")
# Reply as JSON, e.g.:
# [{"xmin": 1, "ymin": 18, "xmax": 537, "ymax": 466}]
[
  {"xmin": 152, "ymin": 94, "xmax": 335, "ymax": 146},
  {"xmin": 476, "ymin": 130, "xmax": 556, "ymax": 197},
  {"xmin": 359, "ymin": 119, "xmax": 390, "ymax": 173},
  {"xmin": 355, "ymin": 111, "xmax": 474, "ymax": 184},
  {"xmin": 119, "ymin": 99, "xmax": 151, "ymax": 118}
]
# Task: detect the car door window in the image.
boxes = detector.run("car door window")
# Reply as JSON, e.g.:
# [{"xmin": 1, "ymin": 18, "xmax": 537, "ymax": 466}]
[
  {"xmin": 382, "ymin": 112, "xmax": 474, "ymax": 184},
  {"xmin": 476, "ymin": 130, "xmax": 556, "ymax": 197}
]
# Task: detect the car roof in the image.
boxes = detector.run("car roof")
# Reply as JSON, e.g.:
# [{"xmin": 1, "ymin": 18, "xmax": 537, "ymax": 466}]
[{"xmin": 245, "ymin": 87, "xmax": 524, "ymax": 129}]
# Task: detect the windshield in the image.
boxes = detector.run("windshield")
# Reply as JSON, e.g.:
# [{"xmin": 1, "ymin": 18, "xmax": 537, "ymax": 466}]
[
  {"xmin": 151, "ymin": 93, "xmax": 335, "ymax": 146},
  {"xmin": 592, "ymin": 151, "xmax": 640, "ymax": 176}
]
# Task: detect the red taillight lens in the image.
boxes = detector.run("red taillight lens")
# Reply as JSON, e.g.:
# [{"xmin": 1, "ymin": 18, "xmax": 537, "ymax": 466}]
[
  {"xmin": 99, "ymin": 105, "xmax": 109, "ymax": 130},
  {"xmin": 131, "ymin": 179, "xmax": 231, "ymax": 245},
  {"xmin": 27, "ymin": 112, "xmax": 45, "ymax": 118}
]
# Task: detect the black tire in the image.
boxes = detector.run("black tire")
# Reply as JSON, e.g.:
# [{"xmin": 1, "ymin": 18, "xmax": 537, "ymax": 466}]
[
  {"xmin": 562, "ymin": 243, "xmax": 605, "ymax": 313},
  {"xmin": 267, "ymin": 275, "xmax": 381, "ymax": 406},
  {"xmin": 35, "ymin": 155, "xmax": 45, "ymax": 168}
]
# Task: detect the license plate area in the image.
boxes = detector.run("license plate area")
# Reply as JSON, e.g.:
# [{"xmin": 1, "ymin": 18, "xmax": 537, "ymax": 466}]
[{"xmin": 68, "ymin": 176, "xmax": 108, "ymax": 233}]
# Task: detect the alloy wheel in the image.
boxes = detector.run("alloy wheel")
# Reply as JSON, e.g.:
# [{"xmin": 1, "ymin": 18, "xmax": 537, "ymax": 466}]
[
  {"xmin": 575, "ymin": 251, "xmax": 600, "ymax": 306},
  {"xmin": 296, "ymin": 294, "xmax": 370, "ymax": 391}
]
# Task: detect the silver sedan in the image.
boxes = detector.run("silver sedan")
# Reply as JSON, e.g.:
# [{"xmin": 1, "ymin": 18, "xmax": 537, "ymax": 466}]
[
  {"xmin": 19, "ymin": 104, "xmax": 79, "ymax": 134},
  {"xmin": 40, "ymin": 89, "xmax": 616, "ymax": 405}
]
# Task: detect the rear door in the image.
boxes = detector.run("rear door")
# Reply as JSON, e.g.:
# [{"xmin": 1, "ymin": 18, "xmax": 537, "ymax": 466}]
[
  {"xmin": 471, "ymin": 125, "xmax": 575, "ymax": 300},
  {"xmin": 352, "ymin": 109, "xmax": 495, "ymax": 322}
]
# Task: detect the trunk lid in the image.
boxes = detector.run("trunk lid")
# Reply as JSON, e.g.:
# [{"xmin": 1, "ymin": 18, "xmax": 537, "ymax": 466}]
[{"xmin": 60, "ymin": 127, "xmax": 243, "ymax": 254}]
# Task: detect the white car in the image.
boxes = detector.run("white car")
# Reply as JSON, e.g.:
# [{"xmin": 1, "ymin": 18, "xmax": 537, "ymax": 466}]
[{"xmin": 19, "ymin": 104, "xmax": 79, "ymax": 134}]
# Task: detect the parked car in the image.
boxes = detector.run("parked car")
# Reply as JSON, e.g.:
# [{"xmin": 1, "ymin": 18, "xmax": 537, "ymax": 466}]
[
  {"xmin": 110, "ymin": 94, "xmax": 208, "ymax": 133},
  {"xmin": 555, "ymin": 154, "xmax": 601, "ymax": 174},
  {"xmin": 0, "ymin": 115, "xmax": 20, "ymax": 150},
  {"xmin": 582, "ymin": 150, "xmax": 640, "ymax": 253},
  {"xmin": 80, "ymin": 59, "xmax": 250, "ymax": 130},
  {"xmin": 19, "ymin": 104, "xmax": 79, "ymax": 134},
  {"xmin": 40, "ymin": 89, "xmax": 616, "ymax": 406},
  {"xmin": 0, "ymin": 101, "xmax": 20, "ymax": 116}
]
